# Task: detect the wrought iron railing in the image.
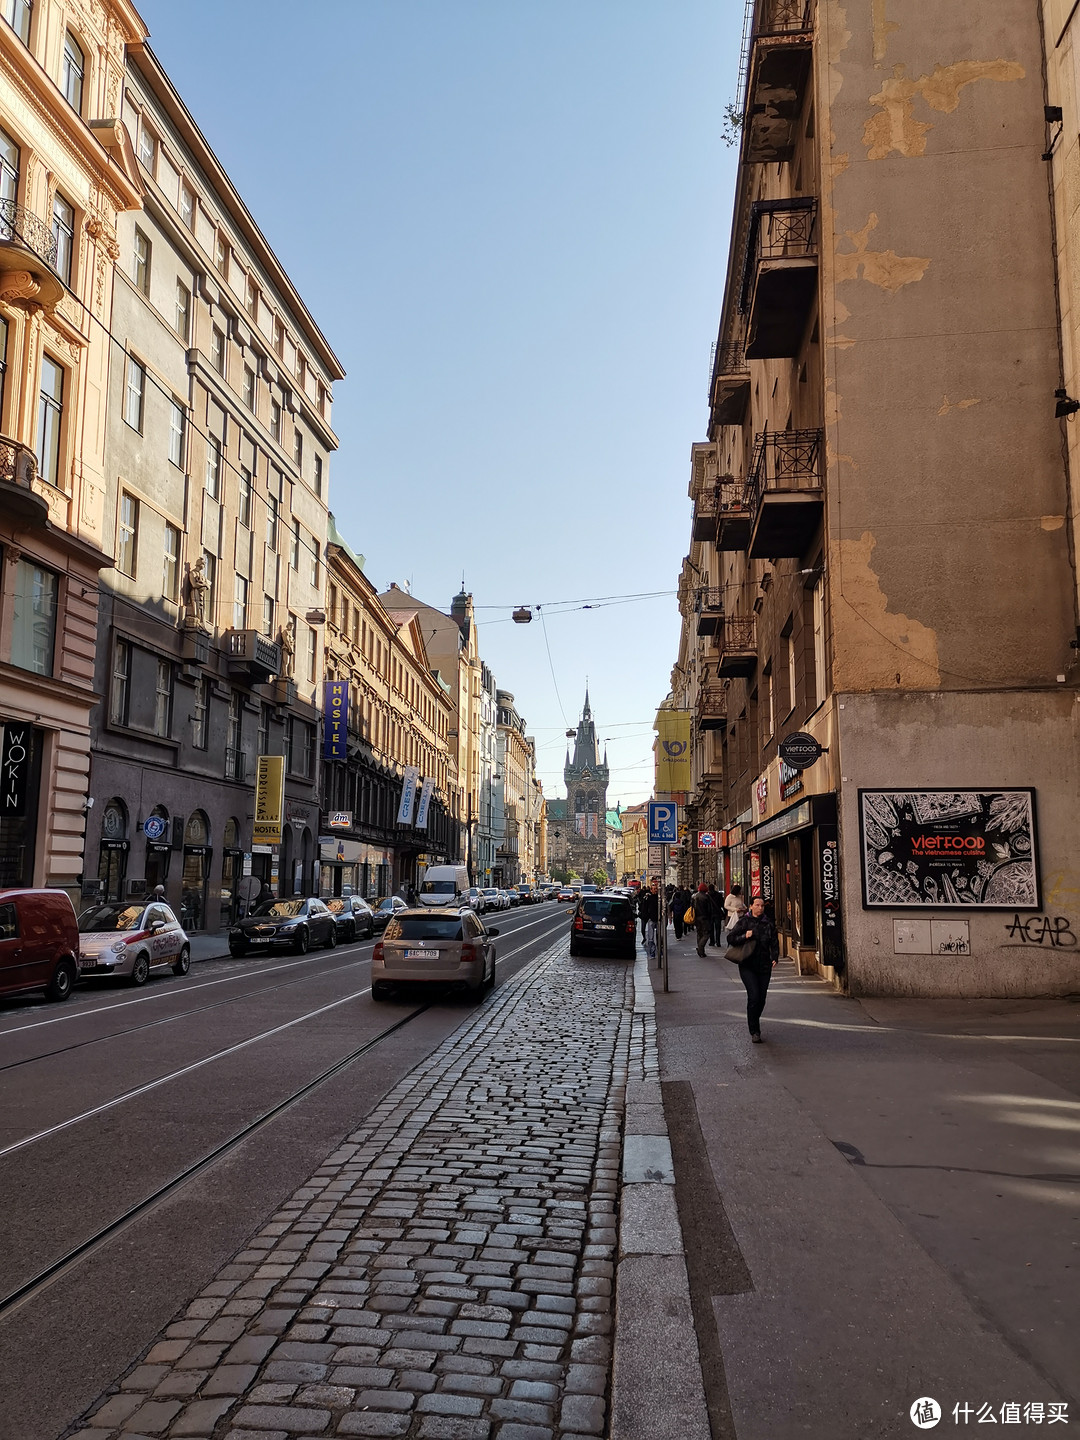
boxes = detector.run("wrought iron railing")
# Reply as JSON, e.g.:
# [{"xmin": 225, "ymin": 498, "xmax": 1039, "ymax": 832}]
[
  {"xmin": 746, "ymin": 428, "xmax": 823, "ymax": 516},
  {"xmin": 693, "ymin": 486, "xmax": 719, "ymax": 524},
  {"xmin": 719, "ymin": 615, "xmax": 757, "ymax": 654},
  {"xmin": 718, "ymin": 477, "xmax": 749, "ymax": 513},
  {"xmin": 740, "ymin": 198, "xmax": 817, "ymax": 311},
  {"xmin": 0, "ymin": 199, "xmax": 59, "ymax": 271},
  {"xmin": 697, "ymin": 686, "xmax": 728, "ymax": 720},
  {"xmin": 0, "ymin": 435, "xmax": 38, "ymax": 489},
  {"xmin": 760, "ymin": 0, "xmax": 813, "ymax": 35},
  {"xmin": 714, "ymin": 342, "xmax": 748, "ymax": 375},
  {"xmin": 694, "ymin": 587, "xmax": 725, "ymax": 616}
]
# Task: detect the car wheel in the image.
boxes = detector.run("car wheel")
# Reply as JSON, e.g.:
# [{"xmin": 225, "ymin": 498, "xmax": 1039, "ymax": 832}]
[
  {"xmin": 325, "ymin": 925, "xmax": 338, "ymax": 950},
  {"xmin": 371, "ymin": 981, "xmax": 390, "ymax": 1001},
  {"xmin": 229, "ymin": 941, "xmax": 248, "ymax": 957},
  {"xmin": 46, "ymin": 957, "xmax": 76, "ymax": 1002},
  {"xmin": 172, "ymin": 945, "xmax": 191, "ymax": 976},
  {"xmin": 293, "ymin": 928, "xmax": 310, "ymax": 955},
  {"xmin": 130, "ymin": 952, "xmax": 150, "ymax": 986}
]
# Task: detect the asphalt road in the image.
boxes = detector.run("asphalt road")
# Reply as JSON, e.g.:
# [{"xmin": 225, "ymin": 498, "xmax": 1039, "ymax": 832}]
[{"xmin": 0, "ymin": 902, "xmax": 573, "ymax": 1440}]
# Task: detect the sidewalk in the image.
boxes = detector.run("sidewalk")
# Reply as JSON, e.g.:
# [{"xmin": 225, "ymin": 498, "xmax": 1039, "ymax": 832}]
[{"xmin": 652, "ymin": 928, "xmax": 1080, "ymax": 1439}]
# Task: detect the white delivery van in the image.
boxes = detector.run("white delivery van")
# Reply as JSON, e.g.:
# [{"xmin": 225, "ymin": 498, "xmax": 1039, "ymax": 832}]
[{"xmin": 417, "ymin": 864, "xmax": 470, "ymax": 907}]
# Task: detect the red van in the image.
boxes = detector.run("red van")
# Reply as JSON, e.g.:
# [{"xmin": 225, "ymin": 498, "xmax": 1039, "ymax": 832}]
[{"xmin": 0, "ymin": 888, "xmax": 81, "ymax": 1002}]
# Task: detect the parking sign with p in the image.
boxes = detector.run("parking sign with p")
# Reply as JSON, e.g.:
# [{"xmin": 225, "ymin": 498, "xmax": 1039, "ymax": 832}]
[{"xmin": 647, "ymin": 801, "xmax": 678, "ymax": 845}]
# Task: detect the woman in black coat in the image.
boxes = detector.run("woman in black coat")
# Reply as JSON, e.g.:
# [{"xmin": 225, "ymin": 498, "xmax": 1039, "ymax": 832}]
[{"xmin": 725, "ymin": 896, "xmax": 779, "ymax": 1042}]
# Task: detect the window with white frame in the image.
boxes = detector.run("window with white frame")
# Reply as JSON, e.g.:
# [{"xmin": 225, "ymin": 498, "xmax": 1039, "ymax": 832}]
[
  {"xmin": 179, "ymin": 181, "xmax": 195, "ymax": 230},
  {"xmin": 51, "ymin": 193, "xmax": 74, "ymax": 286},
  {"xmin": 62, "ymin": 33, "xmax": 84, "ymax": 113},
  {"xmin": 265, "ymin": 493, "xmax": 278, "ymax": 551},
  {"xmin": 233, "ymin": 572, "xmax": 248, "ymax": 630},
  {"xmin": 242, "ymin": 367, "xmax": 255, "ymax": 412},
  {"xmin": 36, "ymin": 355, "xmax": 63, "ymax": 487},
  {"xmin": 110, "ymin": 637, "xmax": 131, "ymax": 724},
  {"xmin": 168, "ymin": 399, "xmax": 185, "ymax": 467},
  {"xmin": 137, "ymin": 123, "xmax": 156, "ymax": 170},
  {"xmin": 313, "ymin": 454, "xmax": 323, "ymax": 497},
  {"xmin": 205, "ymin": 434, "xmax": 221, "ymax": 500},
  {"xmin": 154, "ymin": 658, "xmax": 172, "ymax": 737},
  {"xmin": 192, "ymin": 676, "xmax": 209, "ymax": 749},
  {"xmin": 269, "ymin": 399, "xmax": 281, "ymax": 442},
  {"xmin": 123, "ymin": 355, "xmax": 145, "ymax": 432},
  {"xmin": 262, "ymin": 593, "xmax": 274, "ymax": 637},
  {"xmin": 210, "ymin": 324, "xmax": 225, "ymax": 375},
  {"xmin": 811, "ymin": 578, "xmax": 826, "ymax": 708},
  {"xmin": 11, "ymin": 559, "xmax": 58, "ymax": 676},
  {"xmin": 306, "ymin": 626, "xmax": 317, "ymax": 682},
  {"xmin": 201, "ymin": 549, "xmax": 217, "ymax": 621},
  {"xmin": 133, "ymin": 227, "xmax": 150, "ymax": 295},
  {"xmin": 238, "ymin": 465, "xmax": 252, "ymax": 527},
  {"xmin": 293, "ymin": 426, "xmax": 303, "ymax": 467},
  {"xmin": 162, "ymin": 523, "xmax": 180, "ymax": 601},
  {"xmin": 3, "ymin": 0, "xmax": 32, "ymax": 45},
  {"xmin": 784, "ymin": 619, "xmax": 796, "ymax": 714},
  {"xmin": 310, "ymin": 538, "xmax": 320, "ymax": 588},
  {"xmin": 174, "ymin": 279, "xmax": 190, "ymax": 342},
  {"xmin": 290, "ymin": 518, "xmax": 300, "ymax": 571},
  {"xmin": 117, "ymin": 493, "xmax": 138, "ymax": 577}
]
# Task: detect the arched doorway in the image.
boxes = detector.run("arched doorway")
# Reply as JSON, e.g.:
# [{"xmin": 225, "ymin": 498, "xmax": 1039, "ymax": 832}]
[
  {"xmin": 98, "ymin": 798, "xmax": 129, "ymax": 902},
  {"xmin": 220, "ymin": 816, "xmax": 242, "ymax": 926},
  {"xmin": 144, "ymin": 804, "xmax": 171, "ymax": 897},
  {"xmin": 181, "ymin": 810, "xmax": 211, "ymax": 931}
]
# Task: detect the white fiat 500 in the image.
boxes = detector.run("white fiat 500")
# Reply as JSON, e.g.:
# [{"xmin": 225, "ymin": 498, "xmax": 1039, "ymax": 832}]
[{"xmin": 78, "ymin": 901, "xmax": 191, "ymax": 985}]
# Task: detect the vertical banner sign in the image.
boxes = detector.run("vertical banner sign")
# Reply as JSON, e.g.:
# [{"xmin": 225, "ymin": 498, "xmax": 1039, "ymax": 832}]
[
  {"xmin": 818, "ymin": 825, "xmax": 844, "ymax": 969},
  {"xmin": 654, "ymin": 709, "xmax": 691, "ymax": 793},
  {"xmin": 415, "ymin": 776, "xmax": 435, "ymax": 831},
  {"xmin": 253, "ymin": 755, "xmax": 285, "ymax": 844},
  {"xmin": 397, "ymin": 766, "xmax": 420, "ymax": 826},
  {"xmin": 1, "ymin": 723, "xmax": 31, "ymax": 816},
  {"xmin": 323, "ymin": 680, "xmax": 348, "ymax": 759}
]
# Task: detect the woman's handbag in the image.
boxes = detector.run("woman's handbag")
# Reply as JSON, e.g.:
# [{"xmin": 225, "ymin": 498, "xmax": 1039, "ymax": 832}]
[
  {"xmin": 683, "ymin": 905, "xmax": 696, "ymax": 925},
  {"xmin": 725, "ymin": 936, "xmax": 756, "ymax": 964}
]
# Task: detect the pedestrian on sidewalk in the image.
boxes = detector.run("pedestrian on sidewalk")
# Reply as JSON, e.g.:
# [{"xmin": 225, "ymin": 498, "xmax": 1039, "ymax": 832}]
[
  {"xmin": 638, "ymin": 877, "xmax": 660, "ymax": 960},
  {"xmin": 671, "ymin": 885, "xmax": 690, "ymax": 940},
  {"xmin": 722, "ymin": 883, "xmax": 746, "ymax": 948},
  {"xmin": 708, "ymin": 883, "xmax": 724, "ymax": 948},
  {"xmin": 726, "ymin": 896, "xmax": 779, "ymax": 1042},
  {"xmin": 692, "ymin": 883, "xmax": 714, "ymax": 957}
]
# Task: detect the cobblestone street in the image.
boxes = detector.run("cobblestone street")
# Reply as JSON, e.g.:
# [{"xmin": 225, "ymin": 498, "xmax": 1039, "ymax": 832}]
[{"xmin": 69, "ymin": 937, "xmax": 635, "ymax": 1440}]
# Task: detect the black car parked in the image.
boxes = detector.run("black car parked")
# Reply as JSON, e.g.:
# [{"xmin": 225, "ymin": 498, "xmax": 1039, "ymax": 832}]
[
  {"xmin": 326, "ymin": 895, "xmax": 376, "ymax": 941},
  {"xmin": 569, "ymin": 893, "xmax": 637, "ymax": 959},
  {"xmin": 372, "ymin": 896, "xmax": 408, "ymax": 933},
  {"xmin": 229, "ymin": 898, "xmax": 337, "ymax": 956}
]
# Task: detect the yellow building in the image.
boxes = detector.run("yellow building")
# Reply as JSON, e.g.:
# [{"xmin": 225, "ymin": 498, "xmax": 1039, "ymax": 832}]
[
  {"xmin": 616, "ymin": 802, "xmax": 648, "ymax": 884},
  {"xmin": 0, "ymin": 0, "xmax": 144, "ymax": 896}
]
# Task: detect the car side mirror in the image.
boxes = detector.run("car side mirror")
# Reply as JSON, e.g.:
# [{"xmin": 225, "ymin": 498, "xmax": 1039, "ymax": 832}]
[
  {"xmin": 487, "ymin": 927, "xmax": 500, "ymax": 937},
  {"xmin": 150, "ymin": 920, "xmax": 165, "ymax": 932}
]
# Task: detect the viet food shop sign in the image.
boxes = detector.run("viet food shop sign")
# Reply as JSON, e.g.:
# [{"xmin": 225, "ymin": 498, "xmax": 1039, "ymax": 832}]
[{"xmin": 859, "ymin": 790, "xmax": 1039, "ymax": 909}]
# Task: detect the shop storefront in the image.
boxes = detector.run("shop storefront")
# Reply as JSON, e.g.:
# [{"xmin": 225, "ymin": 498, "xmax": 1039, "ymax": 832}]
[
  {"xmin": 97, "ymin": 798, "xmax": 130, "ymax": 902},
  {"xmin": 745, "ymin": 793, "xmax": 842, "ymax": 976},
  {"xmin": 180, "ymin": 811, "xmax": 212, "ymax": 932},
  {"xmin": 219, "ymin": 817, "xmax": 244, "ymax": 927},
  {"xmin": 319, "ymin": 835, "xmax": 393, "ymax": 901}
]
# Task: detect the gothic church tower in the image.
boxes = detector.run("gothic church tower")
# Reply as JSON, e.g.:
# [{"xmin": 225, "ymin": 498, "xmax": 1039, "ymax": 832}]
[{"xmin": 563, "ymin": 691, "xmax": 609, "ymax": 879}]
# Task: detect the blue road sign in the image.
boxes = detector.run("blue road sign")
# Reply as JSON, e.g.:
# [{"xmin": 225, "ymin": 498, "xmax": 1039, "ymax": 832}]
[{"xmin": 648, "ymin": 801, "xmax": 678, "ymax": 845}]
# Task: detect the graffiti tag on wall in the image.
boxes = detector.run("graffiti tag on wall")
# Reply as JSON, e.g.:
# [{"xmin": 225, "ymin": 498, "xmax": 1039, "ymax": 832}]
[{"xmin": 1003, "ymin": 914, "xmax": 1077, "ymax": 948}]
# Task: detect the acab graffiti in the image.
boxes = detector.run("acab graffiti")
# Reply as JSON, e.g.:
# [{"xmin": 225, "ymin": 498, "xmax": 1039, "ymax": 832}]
[{"xmin": 1003, "ymin": 913, "xmax": 1077, "ymax": 948}]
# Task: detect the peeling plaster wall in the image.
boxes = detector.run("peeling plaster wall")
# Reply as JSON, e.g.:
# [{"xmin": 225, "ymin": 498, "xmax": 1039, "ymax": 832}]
[
  {"xmin": 836, "ymin": 692, "xmax": 1080, "ymax": 996},
  {"xmin": 818, "ymin": 2, "xmax": 1076, "ymax": 693}
]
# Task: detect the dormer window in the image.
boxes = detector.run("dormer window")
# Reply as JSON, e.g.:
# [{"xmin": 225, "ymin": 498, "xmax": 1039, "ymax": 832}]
[{"xmin": 62, "ymin": 33, "xmax": 85, "ymax": 114}]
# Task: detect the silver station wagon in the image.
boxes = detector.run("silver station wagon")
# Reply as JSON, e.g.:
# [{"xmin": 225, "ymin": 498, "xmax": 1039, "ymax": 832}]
[{"xmin": 371, "ymin": 907, "xmax": 500, "ymax": 1002}]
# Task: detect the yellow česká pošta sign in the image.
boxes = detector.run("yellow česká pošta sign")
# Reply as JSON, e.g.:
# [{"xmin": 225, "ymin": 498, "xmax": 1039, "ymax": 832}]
[
  {"xmin": 654, "ymin": 709, "xmax": 691, "ymax": 792},
  {"xmin": 253, "ymin": 755, "xmax": 285, "ymax": 844}
]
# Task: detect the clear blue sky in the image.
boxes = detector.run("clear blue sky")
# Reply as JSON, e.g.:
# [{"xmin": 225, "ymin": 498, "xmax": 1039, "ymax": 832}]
[{"xmin": 138, "ymin": 0, "xmax": 741, "ymax": 806}]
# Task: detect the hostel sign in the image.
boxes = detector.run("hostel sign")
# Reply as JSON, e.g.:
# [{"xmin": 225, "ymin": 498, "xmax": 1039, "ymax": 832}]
[{"xmin": 253, "ymin": 755, "xmax": 285, "ymax": 845}]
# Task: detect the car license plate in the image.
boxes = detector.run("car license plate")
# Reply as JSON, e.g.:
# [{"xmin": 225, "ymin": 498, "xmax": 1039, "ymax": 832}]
[
  {"xmin": 596, "ymin": 923, "xmax": 615, "ymax": 930},
  {"xmin": 405, "ymin": 949, "xmax": 439, "ymax": 960}
]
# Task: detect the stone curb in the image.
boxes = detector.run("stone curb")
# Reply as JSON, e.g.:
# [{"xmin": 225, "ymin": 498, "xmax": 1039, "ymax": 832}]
[{"xmin": 609, "ymin": 954, "xmax": 711, "ymax": 1440}]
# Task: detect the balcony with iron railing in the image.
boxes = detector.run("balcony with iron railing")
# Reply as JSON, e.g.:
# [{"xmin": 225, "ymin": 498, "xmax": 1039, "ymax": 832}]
[
  {"xmin": 696, "ymin": 684, "xmax": 728, "ymax": 732},
  {"xmin": 222, "ymin": 629, "xmax": 282, "ymax": 686},
  {"xmin": 694, "ymin": 587, "xmax": 725, "ymax": 637},
  {"xmin": 0, "ymin": 434, "xmax": 48, "ymax": 525},
  {"xmin": 691, "ymin": 485, "xmax": 719, "ymax": 543},
  {"xmin": 743, "ymin": 0, "xmax": 814, "ymax": 165},
  {"xmin": 740, "ymin": 198, "xmax": 818, "ymax": 358},
  {"xmin": 716, "ymin": 615, "xmax": 758, "ymax": 679},
  {"xmin": 710, "ymin": 341, "xmax": 751, "ymax": 426},
  {"xmin": 717, "ymin": 478, "xmax": 753, "ymax": 551},
  {"xmin": 0, "ymin": 199, "xmax": 64, "ymax": 308},
  {"xmin": 746, "ymin": 427, "xmax": 823, "ymax": 558}
]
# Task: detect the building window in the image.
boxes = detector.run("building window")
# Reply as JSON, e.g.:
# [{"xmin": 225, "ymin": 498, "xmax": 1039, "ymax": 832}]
[
  {"xmin": 168, "ymin": 399, "xmax": 185, "ymax": 467},
  {"xmin": 811, "ymin": 578, "xmax": 826, "ymax": 708},
  {"xmin": 110, "ymin": 637, "xmax": 131, "ymax": 724},
  {"xmin": 283, "ymin": 716, "xmax": 294, "ymax": 773},
  {"xmin": 226, "ymin": 690, "xmax": 242, "ymax": 779},
  {"xmin": 272, "ymin": 317, "xmax": 284, "ymax": 355},
  {"xmin": 179, "ymin": 181, "xmax": 194, "ymax": 230},
  {"xmin": 784, "ymin": 622, "xmax": 796, "ymax": 714},
  {"xmin": 117, "ymin": 492, "xmax": 138, "ymax": 578},
  {"xmin": 51, "ymin": 193, "xmax": 74, "ymax": 286},
  {"xmin": 192, "ymin": 676, "xmax": 209, "ymax": 749},
  {"xmin": 36, "ymin": 355, "xmax": 63, "ymax": 487},
  {"xmin": 0, "ymin": 315, "xmax": 7, "ymax": 420},
  {"xmin": 130, "ymin": 227, "xmax": 150, "ymax": 295},
  {"xmin": 764, "ymin": 664, "xmax": 775, "ymax": 740},
  {"xmin": 257, "ymin": 702, "xmax": 271, "ymax": 755},
  {"xmin": 269, "ymin": 399, "xmax": 281, "ymax": 442},
  {"xmin": 301, "ymin": 721, "xmax": 316, "ymax": 779},
  {"xmin": 214, "ymin": 230, "xmax": 228, "ymax": 274},
  {"xmin": 205, "ymin": 434, "xmax": 221, "ymax": 499},
  {"xmin": 245, "ymin": 275, "xmax": 258, "ymax": 318},
  {"xmin": 124, "ymin": 354, "xmax": 145, "ymax": 432},
  {"xmin": 137, "ymin": 123, "xmax": 156, "ymax": 170},
  {"xmin": 201, "ymin": 549, "xmax": 216, "ymax": 620},
  {"xmin": 290, "ymin": 518, "xmax": 300, "ymax": 571},
  {"xmin": 11, "ymin": 559, "xmax": 57, "ymax": 676},
  {"xmin": 154, "ymin": 658, "xmax": 172, "ymax": 737},
  {"xmin": 174, "ymin": 280, "xmax": 190, "ymax": 342},
  {"xmin": 242, "ymin": 366, "xmax": 255, "ymax": 411},
  {"xmin": 306, "ymin": 626, "xmax": 317, "ymax": 683},
  {"xmin": 162, "ymin": 523, "xmax": 180, "ymax": 601},
  {"xmin": 265, "ymin": 493, "xmax": 278, "ymax": 551},
  {"xmin": 238, "ymin": 465, "xmax": 252, "ymax": 527},
  {"xmin": 262, "ymin": 593, "xmax": 274, "ymax": 636},
  {"xmin": 293, "ymin": 427, "xmax": 303, "ymax": 467},
  {"xmin": 62, "ymin": 33, "xmax": 85, "ymax": 113},
  {"xmin": 318, "ymin": 381, "xmax": 326, "ymax": 415},
  {"xmin": 233, "ymin": 572, "xmax": 248, "ymax": 629},
  {"xmin": 210, "ymin": 324, "xmax": 225, "ymax": 375},
  {"xmin": 2, "ymin": 0, "xmax": 32, "ymax": 45},
  {"xmin": 313, "ymin": 454, "xmax": 323, "ymax": 497},
  {"xmin": 0, "ymin": 125, "xmax": 18, "ymax": 203},
  {"xmin": 310, "ymin": 539, "xmax": 320, "ymax": 589}
]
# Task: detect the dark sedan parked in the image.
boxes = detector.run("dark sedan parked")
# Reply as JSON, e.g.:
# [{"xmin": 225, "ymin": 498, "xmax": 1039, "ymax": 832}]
[
  {"xmin": 326, "ymin": 895, "xmax": 376, "ymax": 941},
  {"xmin": 372, "ymin": 896, "xmax": 408, "ymax": 932},
  {"xmin": 569, "ymin": 893, "xmax": 637, "ymax": 959},
  {"xmin": 229, "ymin": 898, "xmax": 337, "ymax": 956}
]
